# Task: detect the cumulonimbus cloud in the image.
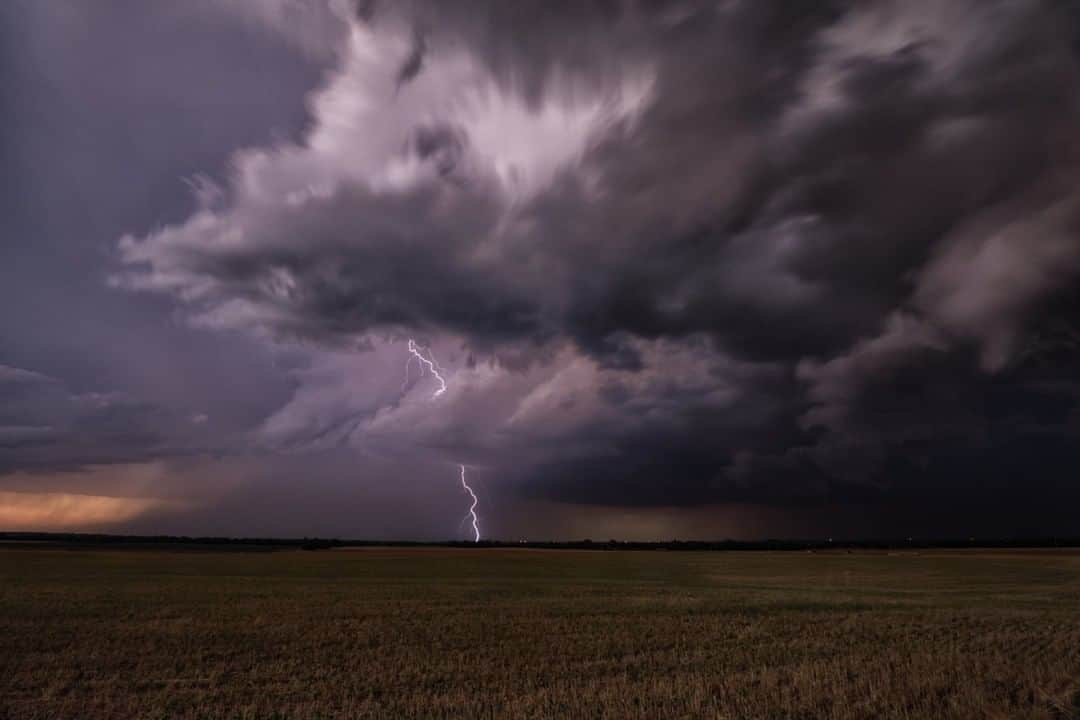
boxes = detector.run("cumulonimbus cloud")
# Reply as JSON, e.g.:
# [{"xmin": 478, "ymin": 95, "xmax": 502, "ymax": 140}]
[{"xmin": 111, "ymin": 0, "xmax": 1080, "ymax": 508}]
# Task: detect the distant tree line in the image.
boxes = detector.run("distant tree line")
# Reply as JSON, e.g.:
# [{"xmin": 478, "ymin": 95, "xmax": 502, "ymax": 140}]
[{"xmin": 1, "ymin": 531, "xmax": 1078, "ymax": 551}]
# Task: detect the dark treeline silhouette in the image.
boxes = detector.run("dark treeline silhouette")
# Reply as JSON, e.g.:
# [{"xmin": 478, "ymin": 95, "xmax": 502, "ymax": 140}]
[{"xmin": 1, "ymin": 531, "xmax": 1078, "ymax": 551}]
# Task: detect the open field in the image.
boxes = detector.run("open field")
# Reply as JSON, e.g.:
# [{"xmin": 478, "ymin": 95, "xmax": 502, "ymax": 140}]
[{"xmin": 1, "ymin": 547, "xmax": 1078, "ymax": 719}]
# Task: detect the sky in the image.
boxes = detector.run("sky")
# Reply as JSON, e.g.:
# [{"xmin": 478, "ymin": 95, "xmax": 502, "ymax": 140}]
[{"xmin": 3, "ymin": 0, "xmax": 1080, "ymax": 541}]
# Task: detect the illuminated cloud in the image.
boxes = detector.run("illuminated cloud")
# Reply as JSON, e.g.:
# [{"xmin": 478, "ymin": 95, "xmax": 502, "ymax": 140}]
[{"xmin": 0, "ymin": 491, "xmax": 177, "ymax": 530}]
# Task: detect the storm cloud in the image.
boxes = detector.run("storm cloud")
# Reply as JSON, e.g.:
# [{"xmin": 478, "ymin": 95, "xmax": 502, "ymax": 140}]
[{"xmin": 5, "ymin": 0, "xmax": 1080, "ymax": 537}]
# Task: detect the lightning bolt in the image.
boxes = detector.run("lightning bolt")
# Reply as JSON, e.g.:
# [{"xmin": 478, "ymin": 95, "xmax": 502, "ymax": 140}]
[
  {"xmin": 406, "ymin": 338, "xmax": 447, "ymax": 397},
  {"xmin": 403, "ymin": 339, "xmax": 481, "ymax": 542},
  {"xmin": 460, "ymin": 464, "xmax": 480, "ymax": 542}
]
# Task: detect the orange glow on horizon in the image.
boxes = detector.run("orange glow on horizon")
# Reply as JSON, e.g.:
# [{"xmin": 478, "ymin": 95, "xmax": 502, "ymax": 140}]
[{"xmin": 0, "ymin": 491, "xmax": 174, "ymax": 530}]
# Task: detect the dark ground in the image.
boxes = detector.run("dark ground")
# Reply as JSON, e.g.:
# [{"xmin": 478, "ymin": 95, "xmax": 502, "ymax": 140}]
[{"xmin": 2, "ymin": 545, "xmax": 1078, "ymax": 719}]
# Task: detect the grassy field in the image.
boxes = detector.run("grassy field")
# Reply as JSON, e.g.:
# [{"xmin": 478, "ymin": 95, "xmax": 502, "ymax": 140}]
[{"xmin": 1, "ymin": 547, "xmax": 1078, "ymax": 719}]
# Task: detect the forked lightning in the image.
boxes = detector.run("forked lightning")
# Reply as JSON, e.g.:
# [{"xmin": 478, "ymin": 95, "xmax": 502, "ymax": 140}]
[{"xmin": 405, "ymin": 339, "xmax": 481, "ymax": 541}]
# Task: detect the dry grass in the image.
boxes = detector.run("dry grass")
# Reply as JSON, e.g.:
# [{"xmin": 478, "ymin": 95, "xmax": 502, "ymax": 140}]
[{"xmin": 1, "ymin": 546, "xmax": 1078, "ymax": 719}]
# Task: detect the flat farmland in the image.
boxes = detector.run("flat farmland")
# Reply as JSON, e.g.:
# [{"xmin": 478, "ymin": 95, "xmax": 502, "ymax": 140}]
[{"xmin": 1, "ymin": 546, "xmax": 1078, "ymax": 719}]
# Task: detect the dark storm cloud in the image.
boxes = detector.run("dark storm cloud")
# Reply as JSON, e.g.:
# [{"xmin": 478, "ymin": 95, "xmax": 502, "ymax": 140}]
[
  {"xmin": 112, "ymin": 1, "xmax": 1080, "ymax": 523},
  {"xmin": 120, "ymin": 175, "xmax": 545, "ymax": 347},
  {"xmin": 9, "ymin": 0, "xmax": 1080, "ymax": 536},
  {"xmin": 117, "ymin": 1, "xmax": 854, "ymax": 357},
  {"xmin": 117, "ymin": 1, "xmax": 1080, "ymax": 356}
]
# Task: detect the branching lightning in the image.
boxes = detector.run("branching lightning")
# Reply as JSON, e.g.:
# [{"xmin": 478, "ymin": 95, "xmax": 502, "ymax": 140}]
[
  {"xmin": 404, "ymin": 338, "xmax": 481, "ymax": 542},
  {"xmin": 406, "ymin": 338, "xmax": 447, "ymax": 397}
]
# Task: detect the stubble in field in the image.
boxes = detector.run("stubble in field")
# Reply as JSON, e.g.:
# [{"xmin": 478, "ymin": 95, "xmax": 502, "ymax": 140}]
[{"xmin": 2, "ymin": 547, "xmax": 1078, "ymax": 719}]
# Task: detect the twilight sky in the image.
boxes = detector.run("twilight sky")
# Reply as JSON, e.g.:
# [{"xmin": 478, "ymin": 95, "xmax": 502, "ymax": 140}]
[{"xmin": 3, "ymin": 0, "xmax": 1080, "ymax": 540}]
